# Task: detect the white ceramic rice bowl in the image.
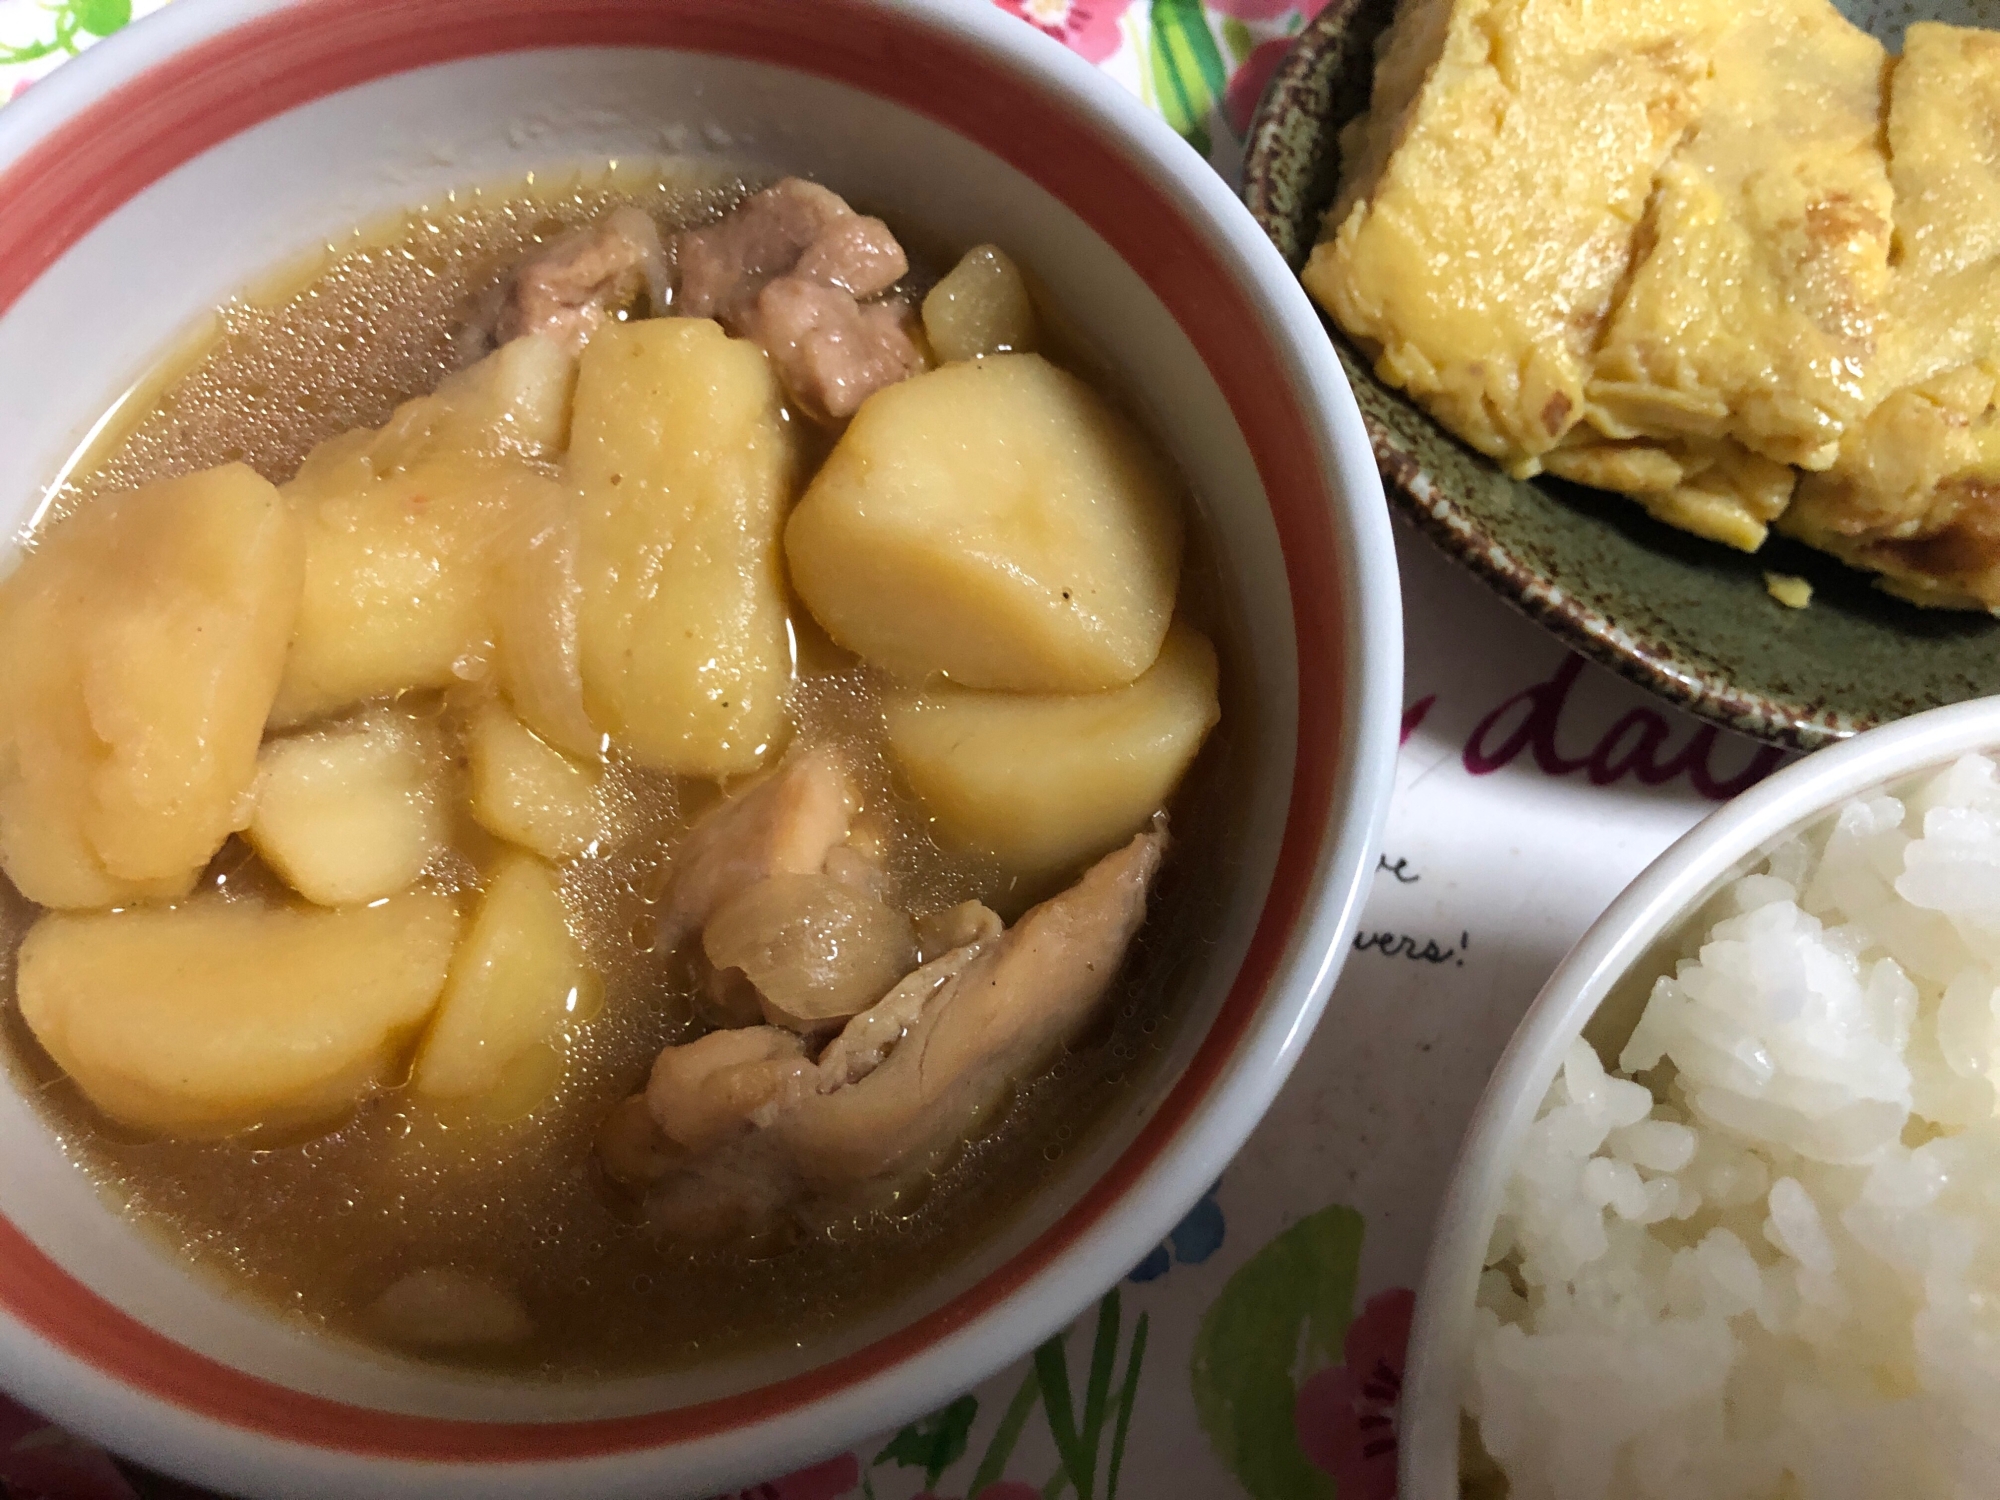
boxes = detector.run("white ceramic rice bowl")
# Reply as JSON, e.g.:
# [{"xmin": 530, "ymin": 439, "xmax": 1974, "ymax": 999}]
[{"xmin": 1401, "ymin": 695, "xmax": 2000, "ymax": 1498}]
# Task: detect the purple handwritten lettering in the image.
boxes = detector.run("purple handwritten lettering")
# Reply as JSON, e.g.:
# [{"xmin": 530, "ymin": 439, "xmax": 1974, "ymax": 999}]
[
  {"xmin": 1463, "ymin": 656, "xmax": 1783, "ymax": 800},
  {"xmin": 1400, "ymin": 695, "xmax": 1436, "ymax": 745}
]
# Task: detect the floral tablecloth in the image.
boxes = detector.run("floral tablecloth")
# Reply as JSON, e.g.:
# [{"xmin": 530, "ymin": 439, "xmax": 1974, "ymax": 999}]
[{"xmin": 0, "ymin": 3, "xmax": 1785, "ymax": 1497}]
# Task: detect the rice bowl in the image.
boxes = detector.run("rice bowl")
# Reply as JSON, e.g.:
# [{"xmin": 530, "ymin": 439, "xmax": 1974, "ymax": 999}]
[{"xmin": 1401, "ymin": 698, "xmax": 2000, "ymax": 1500}]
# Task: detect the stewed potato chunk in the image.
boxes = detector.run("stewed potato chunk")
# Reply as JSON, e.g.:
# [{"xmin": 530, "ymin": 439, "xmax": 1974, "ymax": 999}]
[
  {"xmin": 571, "ymin": 318, "xmax": 799, "ymax": 778},
  {"xmin": 412, "ymin": 853, "xmax": 588, "ymax": 1104},
  {"xmin": 18, "ymin": 891, "xmax": 460, "ymax": 1136},
  {"xmin": 784, "ymin": 355, "xmax": 1182, "ymax": 692},
  {"xmin": 367, "ymin": 1267, "xmax": 533, "ymax": 1351},
  {"xmin": 350, "ymin": 332, "xmax": 575, "ymax": 474},
  {"xmin": 247, "ymin": 711, "xmax": 449, "ymax": 906},
  {"xmin": 465, "ymin": 698, "xmax": 618, "ymax": 861},
  {"xmin": 270, "ymin": 336, "xmax": 579, "ymax": 726},
  {"xmin": 0, "ymin": 464, "xmax": 303, "ymax": 909},
  {"xmin": 921, "ymin": 245, "xmax": 1037, "ymax": 362},
  {"xmin": 885, "ymin": 622, "xmax": 1218, "ymax": 877},
  {"xmin": 273, "ymin": 458, "xmax": 565, "ymax": 725}
]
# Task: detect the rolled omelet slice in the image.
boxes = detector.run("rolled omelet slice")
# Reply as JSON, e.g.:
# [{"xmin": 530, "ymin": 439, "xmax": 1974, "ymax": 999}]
[
  {"xmin": 1302, "ymin": 0, "xmax": 1729, "ymax": 473},
  {"xmin": 1582, "ymin": 0, "xmax": 1893, "ymax": 482},
  {"xmin": 1540, "ymin": 436, "xmax": 1797, "ymax": 554},
  {"xmin": 1781, "ymin": 23, "xmax": 2000, "ymax": 608}
]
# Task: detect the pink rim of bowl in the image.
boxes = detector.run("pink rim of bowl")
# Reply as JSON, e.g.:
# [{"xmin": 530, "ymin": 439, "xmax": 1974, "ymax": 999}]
[
  {"xmin": 1401, "ymin": 692, "xmax": 2000, "ymax": 1497},
  {"xmin": 0, "ymin": 1, "xmax": 1402, "ymax": 1494}
]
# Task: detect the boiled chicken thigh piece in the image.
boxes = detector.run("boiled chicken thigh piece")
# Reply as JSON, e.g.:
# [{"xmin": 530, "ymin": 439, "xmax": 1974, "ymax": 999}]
[
  {"xmin": 777, "ymin": 820, "xmax": 1165, "ymax": 1185},
  {"xmin": 614, "ymin": 819, "xmax": 1168, "ymax": 1239},
  {"xmin": 657, "ymin": 748, "xmax": 858, "ymax": 952},
  {"xmin": 645, "ymin": 1025, "xmax": 812, "ymax": 1153},
  {"xmin": 495, "ymin": 205, "xmax": 667, "ymax": 355},
  {"xmin": 674, "ymin": 177, "xmax": 925, "ymax": 423}
]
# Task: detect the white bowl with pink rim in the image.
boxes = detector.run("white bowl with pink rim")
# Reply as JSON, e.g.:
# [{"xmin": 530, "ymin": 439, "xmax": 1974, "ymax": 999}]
[
  {"xmin": 0, "ymin": 1, "xmax": 1402, "ymax": 1495},
  {"xmin": 1399, "ymin": 693, "xmax": 2000, "ymax": 1498}
]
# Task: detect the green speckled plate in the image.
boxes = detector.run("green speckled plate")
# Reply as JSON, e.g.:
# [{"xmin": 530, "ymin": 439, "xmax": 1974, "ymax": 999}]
[{"xmin": 1243, "ymin": 0, "xmax": 2000, "ymax": 751}]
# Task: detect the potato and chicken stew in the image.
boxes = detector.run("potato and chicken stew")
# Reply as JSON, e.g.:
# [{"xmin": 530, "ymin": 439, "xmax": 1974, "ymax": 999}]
[{"xmin": 0, "ymin": 173, "xmax": 1223, "ymax": 1368}]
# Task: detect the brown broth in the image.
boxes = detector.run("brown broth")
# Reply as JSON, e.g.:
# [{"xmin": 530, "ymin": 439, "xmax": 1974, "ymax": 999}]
[{"xmin": 1, "ymin": 166, "xmax": 1242, "ymax": 1377}]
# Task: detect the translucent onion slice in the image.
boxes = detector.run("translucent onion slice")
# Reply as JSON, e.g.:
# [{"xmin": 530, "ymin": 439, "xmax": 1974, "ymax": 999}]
[
  {"xmin": 493, "ymin": 493, "xmax": 602, "ymax": 759},
  {"xmin": 704, "ymin": 871, "xmax": 916, "ymax": 1026}
]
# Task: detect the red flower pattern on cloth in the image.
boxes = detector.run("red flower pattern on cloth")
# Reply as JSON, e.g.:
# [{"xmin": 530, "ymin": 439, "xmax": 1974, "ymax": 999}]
[
  {"xmin": 1215, "ymin": 0, "xmax": 1335, "ymax": 135},
  {"xmin": 722, "ymin": 1453, "xmax": 861, "ymax": 1500},
  {"xmin": 1223, "ymin": 35, "xmax": 1289, "ymax": 134},
  {"xmin": 1293, "ymin": 1286, "xmax": 1414, "ymax": 1500},
  {"xmin": 0, "ymin": 1396, "xmax": 137, "ymax": 1500},
  {"xmin": 989, "ymin": 0, "xmax": 1136, "ymax": 64}
]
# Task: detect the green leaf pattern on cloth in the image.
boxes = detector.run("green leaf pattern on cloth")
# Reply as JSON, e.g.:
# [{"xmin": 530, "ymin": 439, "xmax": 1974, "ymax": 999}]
[
  {"xmin": 831, "ymin": 1203, "xmax": 1369, "ymax": 1498},
  {"xmin": 1146, "ymin": 0, "xmax": 1229, "ymax": 156},
  {"xmin": 1190, "ymin": 1205, "xmax": 1367, "ymax": 1500},
  {"xmin": 1, "ymin": 0, "xmax": 154, "ymax": 95},
  {"xmin": 1033, "ymin": 1287, "xmax": 1151, "ymax": 1500},
  {"xmin": 876, "ymin": 1395, "xmax": 981, "ymax": 1489}
]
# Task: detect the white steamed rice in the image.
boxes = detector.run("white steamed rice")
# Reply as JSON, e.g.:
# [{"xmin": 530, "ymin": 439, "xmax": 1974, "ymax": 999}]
[{"xmin": 1470, "ymin": 754, "xmax": 2000, "ymax": 1500}]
